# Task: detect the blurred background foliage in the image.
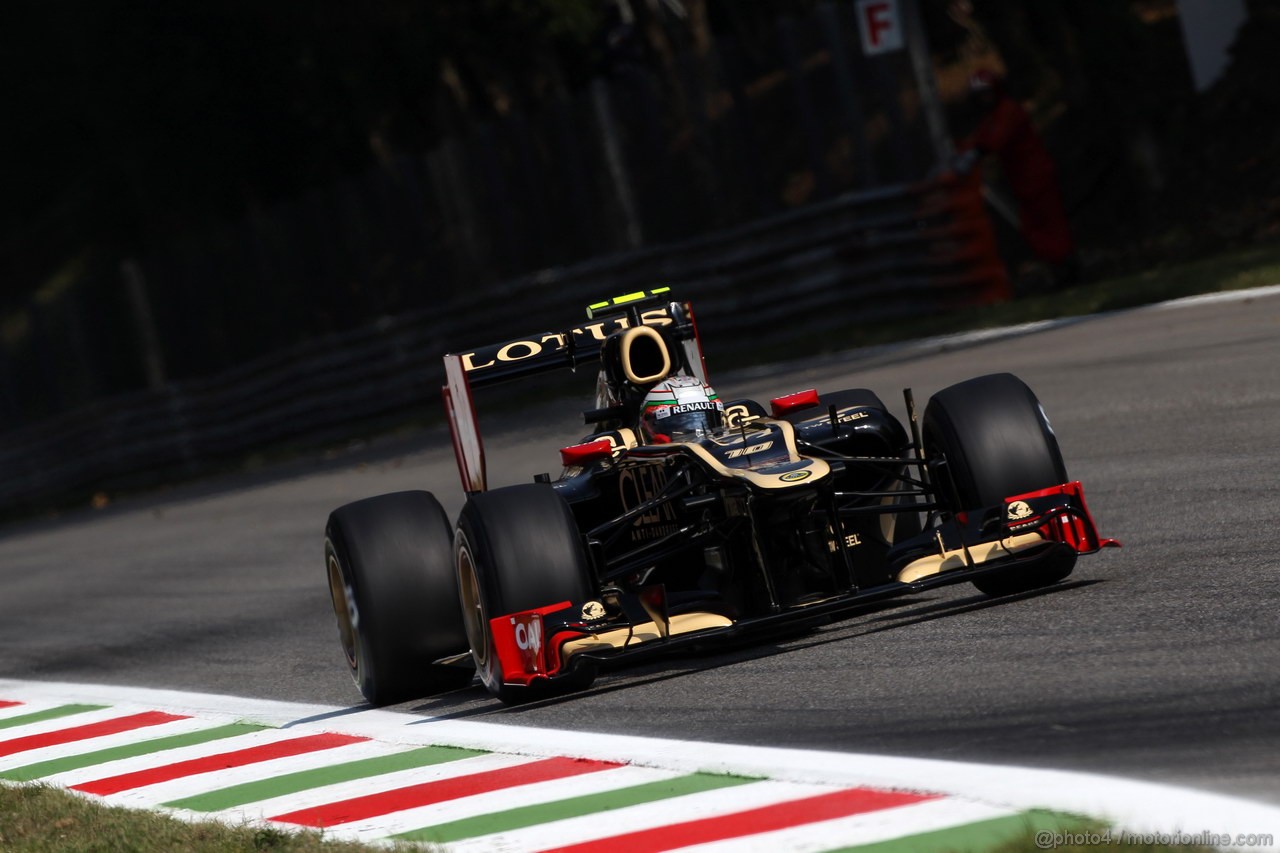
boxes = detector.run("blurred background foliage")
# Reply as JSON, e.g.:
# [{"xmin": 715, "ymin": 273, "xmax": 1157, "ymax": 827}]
[
  {"xmin": 1, "ymin": 0, "xmax": 1276, "ymax": 422},
  {"xmin": 4, "ymin": 0, "xmax": 609, "ymax": 310}
]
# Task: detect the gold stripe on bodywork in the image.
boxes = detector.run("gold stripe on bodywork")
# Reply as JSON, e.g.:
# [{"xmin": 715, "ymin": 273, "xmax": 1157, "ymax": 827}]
[
  {"xmin": 896, "ymin": 532, "xmax": 1047, "ymax": 583},
  {"xmin": 676, "ymin": 419, "xmax": 831, "ymax": 489},
  {"xmin": 619, "ymin": 325, "xmax": 672, "ymax": 385},
  {"xmin": 561, "ymin": 612, "xmax": 733, "ymax": 660},
  {"xmin": 880, "ymin": 479, "xmax": 904, "ymax": 543},
  {"xmin": 609, "ymin": 428, "xmax": 639, "ymax": 451}
]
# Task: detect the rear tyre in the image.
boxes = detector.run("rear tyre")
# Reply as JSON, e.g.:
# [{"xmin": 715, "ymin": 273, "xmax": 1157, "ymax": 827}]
[
  {"xmin": 923, "ymin": 373, "xmax": 1076, "ymax": 596},
  {"xmin": 325, "ymin": 491, "xmax": 472, "ymax": 705},
  {"xmin": 455, "ymin": 484, "xmax": 597, "ymax": 703}
]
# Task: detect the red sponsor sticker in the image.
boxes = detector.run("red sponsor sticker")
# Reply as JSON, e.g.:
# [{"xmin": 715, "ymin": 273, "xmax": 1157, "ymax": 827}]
[{"xmin": 512, "ymin": 611, "xmax": 544, "ymax": 675}]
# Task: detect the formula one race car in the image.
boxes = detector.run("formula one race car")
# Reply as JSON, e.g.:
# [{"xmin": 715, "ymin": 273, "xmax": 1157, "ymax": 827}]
[{"xmin": 324, "ymin": 290, "xmax": 1119, "ymax": 705}]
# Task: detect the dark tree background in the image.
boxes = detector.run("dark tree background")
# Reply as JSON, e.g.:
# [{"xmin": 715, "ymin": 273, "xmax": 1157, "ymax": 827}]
[
  {"xmin": 2, "ymin": 0, "xmax": 1274, "ymax": 383},
  {"xmin": 2, "ymin": 1, "xmax": 614, "ymax": 312}
]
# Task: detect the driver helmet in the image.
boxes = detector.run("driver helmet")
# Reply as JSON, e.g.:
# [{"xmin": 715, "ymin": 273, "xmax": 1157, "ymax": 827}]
[{"xmin": 640, "ymin": 376, "xmax": 725, "ymax": 443}]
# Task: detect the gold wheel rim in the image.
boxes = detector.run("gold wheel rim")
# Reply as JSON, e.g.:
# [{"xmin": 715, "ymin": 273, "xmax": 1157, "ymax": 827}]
[
  {"xmin": 326, "ymin": 548, "xmax": 358, "ymax": 672},
  {"xmin": 456, "ymin": 536, "xmax": 489, "ymax": 669}
]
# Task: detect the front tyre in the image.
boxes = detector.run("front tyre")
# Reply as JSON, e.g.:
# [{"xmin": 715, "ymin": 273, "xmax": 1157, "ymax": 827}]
[
  {"xmin": 325, "ymin": 490, "xmax": 472, "ymax": 705},
  {"xmin": 923, "ymin": 373, "xmax": 1076, "ymax": 596},
  {"xmin": 455, "ymin": 484, "xmax": 596, "ymax": 703}
]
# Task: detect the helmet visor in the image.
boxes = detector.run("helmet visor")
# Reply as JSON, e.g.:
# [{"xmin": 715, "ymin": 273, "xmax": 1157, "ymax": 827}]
[{"xmin": 646, "ymin": 402, "xmax": 723, "ymax": 439}]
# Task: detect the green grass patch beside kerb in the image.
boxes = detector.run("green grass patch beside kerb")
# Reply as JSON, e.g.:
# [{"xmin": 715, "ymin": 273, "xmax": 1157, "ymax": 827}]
[
  {"xmin": 822, "ymin": 810, "xmax": 1082, "ymax": 853},
  {"xmin": 7, "ymin": 240, "xmax": 1278, "ymax": 527},
  {"xmin": 0, "ymin": 781, "xmax": 1220, "ymax": 853},
  {"xmin": 745, "ymin": 242, "xmax": 1280, "ymax": 364},
  {"xmin": 0, "ymin": 783, "xmax": 430, "ymax": 852}
]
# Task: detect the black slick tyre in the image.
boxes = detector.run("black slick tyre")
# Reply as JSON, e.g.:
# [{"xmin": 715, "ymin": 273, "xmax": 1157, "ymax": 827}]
[
  {"xmin": 325, "ymin": 490, "xmax": 472, "ymax": 705},
  {"xmin": 455, "ymin": 483, "xmax": 596, "ymax": 703},
  {"xmin": 923, "ymin": 373, "xmax": 1076, "ymax": 596}
]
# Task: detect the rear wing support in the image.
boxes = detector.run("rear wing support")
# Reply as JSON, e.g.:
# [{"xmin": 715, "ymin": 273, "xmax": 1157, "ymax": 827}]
[{"xmin": 442, "ymin": 354, "xmax": 486, "ymax": 493}]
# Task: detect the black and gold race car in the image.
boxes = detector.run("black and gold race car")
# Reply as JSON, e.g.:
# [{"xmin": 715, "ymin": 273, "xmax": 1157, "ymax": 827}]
[{"xmin": 324, "ymin": 290, "xmax": 1119, "ymax": 705}]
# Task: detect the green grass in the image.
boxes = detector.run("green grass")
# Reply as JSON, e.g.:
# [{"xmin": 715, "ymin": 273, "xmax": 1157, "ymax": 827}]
[
  {"xmin": 0, "ymin": 783, "xmax": 1222, "ymax": 852},
  {"xmin": 750, "ymin": 242, "xmax": 1280, "ymax": 363},
  {"xmin": 991, "ymin": 826, "xmax": 1216, "ymax": 853},
  {"xmin": 0, "ymin": 783, "xmax": 427, "ymax": 852}
]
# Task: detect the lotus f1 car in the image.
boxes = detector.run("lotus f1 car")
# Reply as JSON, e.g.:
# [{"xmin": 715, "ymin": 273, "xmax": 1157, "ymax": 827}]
[{"xmin": 325, "ymin": 290, "xmax": 1119, "ymax": 705}]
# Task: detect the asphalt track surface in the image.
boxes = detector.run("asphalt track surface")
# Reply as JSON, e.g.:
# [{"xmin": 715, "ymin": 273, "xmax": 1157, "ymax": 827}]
[{"xmin": 3, "ymin": 291, "xmax": 1278, "ymax": 810}]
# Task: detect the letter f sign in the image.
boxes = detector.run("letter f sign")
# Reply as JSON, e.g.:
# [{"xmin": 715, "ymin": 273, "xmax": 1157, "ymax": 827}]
[{"xmin": 857, "ymin": 0, "xmax": 903, "ymax": 56}]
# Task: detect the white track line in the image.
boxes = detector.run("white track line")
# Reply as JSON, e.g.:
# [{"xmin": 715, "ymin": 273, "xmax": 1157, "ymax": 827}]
[
  {"xmin": 1145, "ymin": 283, "xmax": 1280, "ymax": 311},
  {"xmin": 723, "ymin": 282, "xmax": 1280, "ymax": 383},
  {"xmin": 0, "ymin": 700, "xmax": 63, "ymax": 721},
  {"xmin": 0, "ymin": 680, "xmax": 337, "ymax": 729}
]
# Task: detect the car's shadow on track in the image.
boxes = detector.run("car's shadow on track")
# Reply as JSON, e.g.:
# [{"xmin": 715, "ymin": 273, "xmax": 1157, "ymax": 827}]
[{"xmin": 395, "ymin": 578, "xmax": 1104, "ymax": 721}]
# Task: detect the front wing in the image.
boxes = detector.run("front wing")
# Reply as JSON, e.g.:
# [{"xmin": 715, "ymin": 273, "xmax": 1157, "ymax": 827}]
[{"xmin": 488, "ymin": 481, "xmax": 1119, "ymax": 689}]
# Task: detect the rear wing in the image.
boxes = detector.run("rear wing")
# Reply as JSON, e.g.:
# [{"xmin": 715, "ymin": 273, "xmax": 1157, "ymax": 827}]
[{"xmin": 442, "ymin": 291, "xmax": 707, "ymax": 494}]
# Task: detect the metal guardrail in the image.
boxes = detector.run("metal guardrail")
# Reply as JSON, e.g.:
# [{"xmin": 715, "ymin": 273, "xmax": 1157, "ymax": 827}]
[{"xmin": 0, "ymin": 177, "xmax": 1005, "ymax": 512}]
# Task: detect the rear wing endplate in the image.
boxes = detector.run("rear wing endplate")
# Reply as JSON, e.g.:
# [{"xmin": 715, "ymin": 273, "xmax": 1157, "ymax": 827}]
[{"xmin": 442, "ymin": 293, "xmax": 707, "ymax": 494}]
